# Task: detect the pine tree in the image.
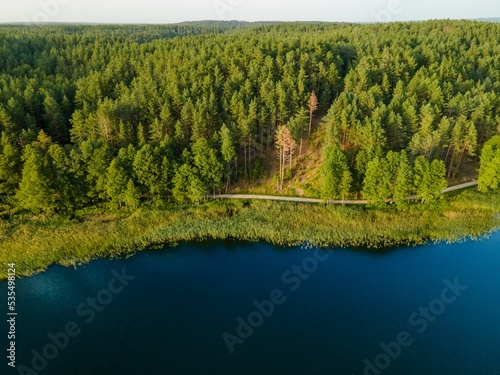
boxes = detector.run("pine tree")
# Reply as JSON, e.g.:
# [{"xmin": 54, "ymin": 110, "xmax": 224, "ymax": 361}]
[
  {"xmin": 275, "ymin": 126, "xmax": 296, "ymax": 191},
  {"xmin": 478, "ymin": 136, "xmax": 500, "ymax": 191},
  {"xmin": 47, "ymin": 144, "xmax": 78, "ymax": 210},
  {"xmin": 0, "ymin": 132, "xmax": 21, "ymax": 194},
  {"xmin": 132, "ymin": 144, "xmax": 170, "ymax": 200},
  {"xmin": 81, "ymin": 140, "xmax": 113, "ymax": 200},
  {"xmin": 413, "ymin": 156, "xmax": 432, "ymax": 203},
  {"xmin": 172, "ymin": 163, "xmax": 204, "ymax": 204},
  {"xmin": 393, "ymin": 151, "xmax": 414, "ymax": 207},
  {"xmin": 123, "ymin": 179, "xmax": 140, "ymax": 209},
  {"xmin": 16, "ymin": 145, "xmax": 54, "ymax": 212},
  {"xmin": 191, "ymin": 138, "xmax": 223, "ymax": 195},
  {"xmin": 307, "ymin": 91, "xmax": 319, "ymax": 137},
  {"xmin": 287, "ymin": 108, "xmax": 309, "ymax": 156},
  {"xmin": 414, "ymin": 156, "xmax": 447, "ymax": 203},
  {"xmin": 220, "ymin": 124, "xmax": 237, "ymax": 192},
  {"xmin": 339, "ymin": 170, "xmax": 353, "ymax": 204},
  {"xmin": 362, "ymin": 156, "xmax": 391, "ymax": 206},
  {"xmin": 105, "ymin": 156, "xmax": 130, "ymax": 207},
  {"xmin": 43, "ymin": 93, "xmax": 67, "ymax": 143},
  {"xmin": 321, "ymin": 145, "xmax": 350, "ymax": 200},
  {"xmin": 409, "ymin": 104, "xmax": 441, "ymax": 159},
  {"xmin": 447, "ymin": 116, "xmax": 477, "ymax": 178}
]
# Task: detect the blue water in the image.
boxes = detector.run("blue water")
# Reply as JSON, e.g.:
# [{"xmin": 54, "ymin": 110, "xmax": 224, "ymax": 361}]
[{"xmin": 2, "ymin": 234, "xmax": 500, "ymax": 375}]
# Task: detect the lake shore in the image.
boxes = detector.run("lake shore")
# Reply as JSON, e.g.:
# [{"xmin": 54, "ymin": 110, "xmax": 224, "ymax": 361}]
[{"xmin": 1, "ymin": 188, "xmax": 499, "ymax": 280}]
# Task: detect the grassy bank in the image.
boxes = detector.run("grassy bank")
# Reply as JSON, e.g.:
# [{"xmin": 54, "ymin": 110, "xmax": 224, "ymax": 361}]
[{"xmin": 1, "ymin": 188, "xmax": 500, "ymax": 280}]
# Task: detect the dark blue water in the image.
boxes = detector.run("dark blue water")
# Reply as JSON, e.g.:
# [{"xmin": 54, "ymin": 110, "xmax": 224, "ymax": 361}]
[{"xmin": 2, "ymin": 233, "xmax": 500, "ymax": 375}]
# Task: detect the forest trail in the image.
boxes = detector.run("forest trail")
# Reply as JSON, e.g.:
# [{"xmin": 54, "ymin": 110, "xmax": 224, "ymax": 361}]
[{"xmin": 209, "ymin": 181, "xmax": 479, "ymax": 205}]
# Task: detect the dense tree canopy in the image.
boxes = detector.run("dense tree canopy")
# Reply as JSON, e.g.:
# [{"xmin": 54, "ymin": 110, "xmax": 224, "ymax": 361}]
[{"xmin": 0, "ymin": 21, "xmax": 499, "ymax": 212}]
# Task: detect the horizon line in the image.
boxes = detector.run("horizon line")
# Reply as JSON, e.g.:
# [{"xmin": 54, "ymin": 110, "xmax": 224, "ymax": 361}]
[{"xmin": 0, "ymin": 17, "xmax": 499, "ymax": 26}]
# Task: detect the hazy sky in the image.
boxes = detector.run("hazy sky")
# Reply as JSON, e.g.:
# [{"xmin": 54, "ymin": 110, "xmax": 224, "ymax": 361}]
[{"xmin": 1, "ymin": 0, "xmax": 499, "ymax": 24}]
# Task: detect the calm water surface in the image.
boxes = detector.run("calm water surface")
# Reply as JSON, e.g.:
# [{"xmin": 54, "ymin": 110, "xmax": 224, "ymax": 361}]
[{"xmin": 2, "ymin": 233, "xmax": 500, "ymax": 375}]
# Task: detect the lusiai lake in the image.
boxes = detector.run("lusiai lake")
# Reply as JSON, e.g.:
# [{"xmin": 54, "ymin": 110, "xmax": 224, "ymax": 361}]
[{"xmin": 3, "ymin": 233, "xmax": 500, "ymax": 375}]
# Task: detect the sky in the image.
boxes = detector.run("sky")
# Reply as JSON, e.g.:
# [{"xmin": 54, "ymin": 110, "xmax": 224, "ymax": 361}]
[{"xmin": 1, "ymin": 0, "xmax": 499, "ymax": 24}]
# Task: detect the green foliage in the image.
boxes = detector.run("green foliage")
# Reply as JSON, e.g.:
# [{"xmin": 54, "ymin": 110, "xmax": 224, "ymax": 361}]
[
  {"xmin": 106, "ymin": 155, "xmax": 131, "ymax": 207},
  {"xmin": 172, "ymin": 163, "xmax": 205, "ymax": 204},
  {"xmin": 220, "ymin": 125, "xmax": 237, "ymax": 165},
  {"xmin": 16, "ymin": 145, "xmax": 55, "ymax": 212},
  {"xmin": 339, "ymin": 170, "xmax": 353, "ymax": 202},
  {"xmin": 0, "ymin": 21, "xmax": 499, "ymax": 214},
  {"xmin": 123, "ymin": 179, "xmax": 140, "ymax": 209},
  {"xmin": 133, "ymin": 144, "xmax": 170, "ymax": 200},
  {"xmin": 191, "ymin": 138, "xmax": 224, "ymax": 194},
  {"xmin": 393, "ymin": 151, "xmax": 414, "ymax": 208},
  {"xmin": 0, "ymin": 131, "xmax": 21, "ymax": 194},
  {"xmin": 47, "ymin": 144, "xmax": 80, "ymax": 210},
  {"xmin": 321, "ymin": 145, "xmax": 350, "ymax": 200},
  {"xmin": 288, "ymin": 108, "xmax": 309, "ymax": 144},
  {"xmin": 478, "ymin": 136, "xmax": 500, "ymax": 191},
  {"xmin": 414, "ymin": 156, "xmax": 447, "ymax": 203},
  {"xmin": 362, "ymin": 157, "xmax": 391, "ymax": 206}
]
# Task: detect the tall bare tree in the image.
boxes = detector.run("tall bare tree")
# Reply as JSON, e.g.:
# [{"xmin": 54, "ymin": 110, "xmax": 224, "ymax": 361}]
[
  {"xmin": 307, "ymin": 91, "xmax": 319, "ymax": 137},
  {"xmin": 275, "ymin": 126, "xmax": 296, "ymax": 191}
]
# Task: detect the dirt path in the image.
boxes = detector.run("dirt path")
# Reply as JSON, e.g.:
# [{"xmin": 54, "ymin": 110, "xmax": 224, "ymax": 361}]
[{"xmin": 209, "ymin": 181, "xmax": 479, "ymax": 205}]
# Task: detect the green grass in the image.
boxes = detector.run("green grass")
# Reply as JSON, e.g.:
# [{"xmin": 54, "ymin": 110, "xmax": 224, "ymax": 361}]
[{"xmin": 1, "ymin": 188, "xmax": 499, "ymax": 280}]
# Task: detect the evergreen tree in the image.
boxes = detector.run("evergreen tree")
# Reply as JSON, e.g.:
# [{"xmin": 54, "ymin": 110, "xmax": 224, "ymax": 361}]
[
  {"xmin": 287, "ymin": 108, "xmax": 309, "ymax": 156},
  {"xmin": 106, "ymin": 156, "xmax": 130, "ymax": 207},
  {"xmin": 393, "ymin": 151, "xmax": 414, "ymax": 207},
  {"xmin": 220, "ymin": 124, "xmax": 237, "ymax": 192},
  {"xmin": 47, "ymin": 144, "xmax": 79, "ymax": 210},
  {"xmin": 133, "ymin": 144, "xmax": 169, "ymax": 201},
  {"xmin": 362, "ymin": 156, "xmax": 391, "ymax": 206},
  {"xmin": 0, "ymin": 132, "xmax": 21, "ymax": 194},
  {"xmin": 321, "ymin": 145, "xmax": 350, "ymax": 200},
  {"xmin": 307, "ymin": 91, "xmax": 319, "ymax": 137},
  {"xmin": 339, "ymin": 170, "xmax": 353, "ymax": 204},
  {"xmin": 414, "ymin": 156, "xmax": 447, "ymax": 203},
  {"xmin": 478, "ymin": 136, "xmax": 500, "ymax": 191},
  {"xmin": 16, "ymin": 145, "xmax": 54, "ymax": 212},
  {"xmin": 191, "ymin": 138, "xmax": 223, "ymax": 195},
  {"xmin": 123, "ymin": 179, "xmax": 140, "ymax": 209},
  {"xmin": 172, "ymin": 163, "xmax": 205, "ymax": 204}
]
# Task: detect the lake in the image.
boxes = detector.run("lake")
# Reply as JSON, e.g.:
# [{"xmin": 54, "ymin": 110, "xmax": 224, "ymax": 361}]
[{"xmin": 3, "ymin": 233, "xmax": 500, "ymax": 375}]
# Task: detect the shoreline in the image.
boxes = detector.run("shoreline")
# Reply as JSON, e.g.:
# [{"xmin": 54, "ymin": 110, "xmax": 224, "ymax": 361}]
[{"xmin": 1, "ymin": 188, "xmax": 499, "ymax": 281}]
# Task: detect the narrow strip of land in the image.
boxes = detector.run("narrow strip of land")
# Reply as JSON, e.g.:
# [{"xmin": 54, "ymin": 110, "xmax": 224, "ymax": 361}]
[{"xmin": 209, "ymin": 181, "xmax": 478, "ymax": 205}]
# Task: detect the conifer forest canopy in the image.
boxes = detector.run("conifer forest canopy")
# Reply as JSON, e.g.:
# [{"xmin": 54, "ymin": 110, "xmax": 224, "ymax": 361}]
[{"xmin": 1, "ymin": 21, "xmax": 500, "ymax": 212}]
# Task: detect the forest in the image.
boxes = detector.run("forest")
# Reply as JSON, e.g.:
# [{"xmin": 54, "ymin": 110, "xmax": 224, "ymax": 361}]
[{"xmin": 1, "ymin": 20, "xmax": 500, "ymax": 214}]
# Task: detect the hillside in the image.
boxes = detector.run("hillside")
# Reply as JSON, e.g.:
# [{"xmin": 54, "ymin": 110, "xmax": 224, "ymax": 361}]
[{"xmin": 0, "ymin": 20, "xmax": 499, "ymax": 212}]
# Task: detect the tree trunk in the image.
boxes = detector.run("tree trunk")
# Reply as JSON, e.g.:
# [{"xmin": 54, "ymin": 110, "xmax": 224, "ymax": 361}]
[
  {"xmin": 278, "ymin": 147, "xmax": 283, "ymax": 191},
  {"xmin": 281, "ymin": 155, "xmax": 285, "ymax": 191},
  {"xmin": 248, "ymin": 138, "xmax": 251, "ymax": 175},
  {"xmin": 453, "ymin": 146, "xmax": 467, "ymax": 179},
  {"xmin": 244, "ymin": 144, "xmax": 247, "ymax": 178},
  {"xmin": 444, "ymin": 146, "xmax": 451, "ymax": 164},
  {"xmin": 308, "ymin": 111, "xmax": 313, "ymax": 137},
  {"xmin": 447, "ymin": 148, "xmax": 456, "ymax": 178},
  {"xmin": 225, "ymin": 174, "xmax": 230, "ymax": 194}
]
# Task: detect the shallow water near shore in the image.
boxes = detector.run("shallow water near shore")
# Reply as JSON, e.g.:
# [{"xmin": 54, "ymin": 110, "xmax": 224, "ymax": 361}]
[{"xmin": 2, "ymin": 233, "xmax": 500, "ymax": 375}]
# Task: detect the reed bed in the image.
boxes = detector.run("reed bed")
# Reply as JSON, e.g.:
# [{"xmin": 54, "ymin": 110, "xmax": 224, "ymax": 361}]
[{"xmin": 1, "ymin": 189, "xmax": 499, "ymax": 280}]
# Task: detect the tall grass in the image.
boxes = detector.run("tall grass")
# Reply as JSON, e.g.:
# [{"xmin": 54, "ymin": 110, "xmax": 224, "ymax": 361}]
[{"xmin": 1, "ymin": 189, "xmax": 499, "ymax": 280}]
